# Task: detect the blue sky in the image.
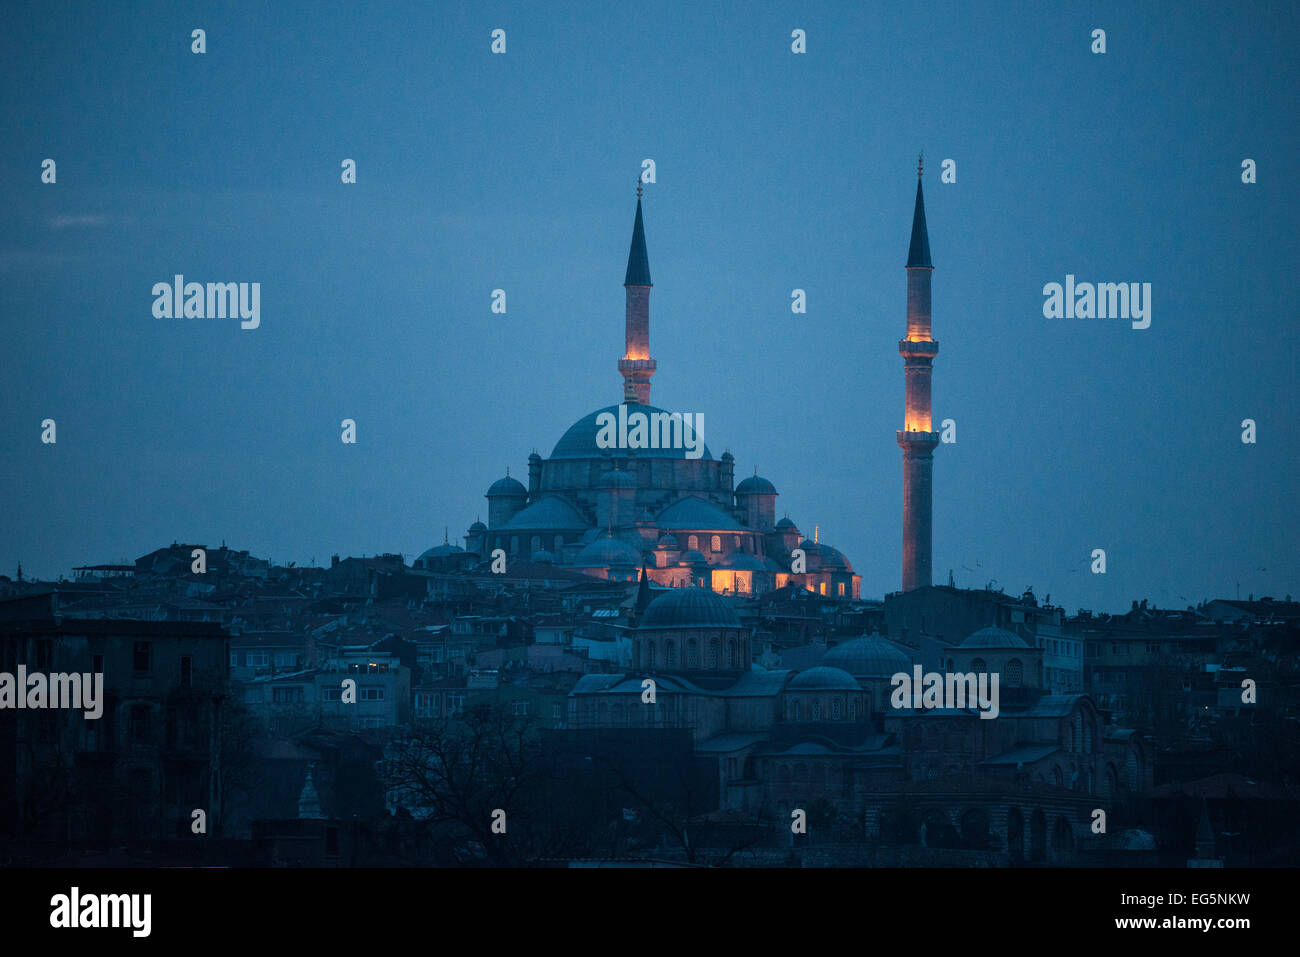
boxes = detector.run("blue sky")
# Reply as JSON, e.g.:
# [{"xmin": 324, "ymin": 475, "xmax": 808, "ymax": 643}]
[{"xmin": 1, "ymin": 0, "xmax": 1297, "ymax": 612}]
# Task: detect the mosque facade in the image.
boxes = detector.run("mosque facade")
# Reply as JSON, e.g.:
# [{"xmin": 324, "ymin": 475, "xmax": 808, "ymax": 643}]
[{"xmin": 425, "ymin": 181, "xmax": 859, "ymax": 600}]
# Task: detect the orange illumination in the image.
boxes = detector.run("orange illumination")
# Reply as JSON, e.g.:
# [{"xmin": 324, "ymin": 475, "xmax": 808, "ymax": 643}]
[{"xmin": 624, "ymin": 349, "xmax": 649, "ymax": 360}]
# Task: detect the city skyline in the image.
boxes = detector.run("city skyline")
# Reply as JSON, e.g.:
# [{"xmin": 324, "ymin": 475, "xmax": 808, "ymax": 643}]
[{"xmin": 2, "ymin": 0, "xmax": 1296, "ymax": 613}]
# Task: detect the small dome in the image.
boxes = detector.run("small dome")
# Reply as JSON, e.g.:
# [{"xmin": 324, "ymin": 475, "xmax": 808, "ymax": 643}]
[
  {"xmin": 723, "ymin": 553, "xmax": 766, "ymax": 571},
  {"xmin": 531, "ymin": 550, "xmax": 555, "ymax": 564},
  {"xmin": 468, "ymin": 521, "xmax": 487, "ymax": 532},
  {"xmin": 640, "ymin": 588, "xmax": 741, "ymax": 630},
  {"xmin": 678, "ymin": 549, "xmax": 708, "ymax": 564},
  {"xmin": 487, "ymin": 475, "xmax": 527, "ymax": 497},
  {"xmin": 596, "ymin": 469, "xmax": 637, "ymax": 489},
  {"xmin": 418, "ymin": 543, "xmax": 465, "ymax": 561},
  {"xmin": 775, "ymin": 517, "xmax": 798, "ymax": 530},
  {"xmin": 656, "ymin": 534, "xmax": 680, "ymax": 548},
  {"xmin": 788, "ymin": 665, "xmax": 860, "ymax": 692},
  {"xmin": 573, "ymin": 535, "xmax": 642, "ymax": 568},
  {"xmin": 960, "ymin": 626, "xmax": 1029, "ymax": 649},
  {"xmin": 824, "ymin": 634, "xmax": 912, "ymax": 678},
  {"xmin": 736, "ymin": 475, "xmax": 777, "ymax": 496},
  {"xmin": 796, "ymin": 539, "xmax": 853, "ymax": 573}
]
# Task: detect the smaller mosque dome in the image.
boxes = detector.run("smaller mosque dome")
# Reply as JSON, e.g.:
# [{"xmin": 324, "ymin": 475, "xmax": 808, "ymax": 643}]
[
  {"xmin": 788, "ymin": 665, "xmax": 860, "ymax": 692},
  {"xmin": 487, "ymin": 475, "xmax": 527, "ymax": 497},
  {"xmin": 736, "ymin": 475, "xmax": 777, "ymax": 496},
  {"xmin": 678, "ymin": 549, "xmax": 708, "ymax": 565},
  {"xmin": 596, "ymin": 469, "xmax": 637, "ymax": 489},
  {"xmin": 531, "ymin": 550, "xmax": 555, "ymax": 564},
  {"xmin": 640, "ymin": 588, "xmax": 741, "ymax": 630},
  {"xmin": 418, "ymin": 543, "xmax": 465, "ymax": 561},
  {"xmin": 959, "ymin": 626, "xmax": 1029, "ymax": 649},
  {"xmin": 775, "ymin": 517, "xmax": 798, "ymax": 530},
  {"xmin": 656, "ymin": 534, "xmax": 680, "ymax": 548},
  {"xmin": 798, "ymin": 539, "xmax": 854, "ymax": 573},
  {"xmin": 823, "ymin": 634, "xmax": 912, "ymax": 678},
  {"xmin": 469, "ymin": 521, "xmax": 487, "ymax": 532},
  {"xmin": 723, "ymin": 553, "xmax": 766, "ymax": 571},
  {"xmin": 574, "ymin": 535, "xmax": 642, "ymax": 568}
]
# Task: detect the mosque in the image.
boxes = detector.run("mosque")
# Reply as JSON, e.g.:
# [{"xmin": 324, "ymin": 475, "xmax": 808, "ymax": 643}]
[{"xmin": 420, "ymin": 180, "xmax": 859, "ymax": 600}]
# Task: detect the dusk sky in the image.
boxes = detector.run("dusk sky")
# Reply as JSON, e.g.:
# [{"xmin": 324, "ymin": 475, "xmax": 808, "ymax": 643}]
[{"xmin": 2, "ymin": 0, "xmax": 1296, "ymax": 613}]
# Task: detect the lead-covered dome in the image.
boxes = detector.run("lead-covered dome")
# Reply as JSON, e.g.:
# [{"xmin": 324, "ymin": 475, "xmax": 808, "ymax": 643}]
[
  {"xmin": 823, "ymin": 634, "xmax": 912, "ymax": 678},
  {"xmin": 959, "ymin": 626, "xmax": 1029, "ymax": 648},
  {"xmin": 550, "ymin": 404, "xmax": 714, "ymax": 460},
  {"xmin": 573, "ymin": 535, "xmax": 642, "ymax": 568},
  {"xmin": 735, "ymin": 475, "xmax": 777, "ymax": 495},
  {"xmin": 640, "ymin": 588, "xmax": 741, "ymax": 630},
  {"xmin": 487, "ymin": 475, "xmax": 527, "ymax": 497},
  {"xmin": 788, "ymin": 665, "xmax": 860, "ymax": 692}
]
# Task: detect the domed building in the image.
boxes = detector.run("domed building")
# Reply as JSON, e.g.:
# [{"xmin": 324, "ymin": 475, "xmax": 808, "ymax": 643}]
[
  {"xmin": 634, "ymin": 587, "xmax": 750, "ymax": 672},
  {"xmin": 457, "ymin": 188, "xmax": 859, "ymax": 600},
  {"xmin": 956, "ymin": 626, "xmax": 1041, "ymax": 689}
]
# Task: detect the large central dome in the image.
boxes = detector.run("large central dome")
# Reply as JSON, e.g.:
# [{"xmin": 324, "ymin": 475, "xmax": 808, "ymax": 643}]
[{"xmin": 550, "ymin": 404, "xmax": 714, "ymax": 461}]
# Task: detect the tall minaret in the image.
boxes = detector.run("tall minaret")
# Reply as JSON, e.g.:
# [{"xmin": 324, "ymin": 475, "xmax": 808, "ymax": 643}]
[
  {"xmin": 897, "ymin": 155, "xmax": 940, "ymax": 593},
  {"xmin": 619, "ymin": 180, "xmax": 656, "ymax": 405}
]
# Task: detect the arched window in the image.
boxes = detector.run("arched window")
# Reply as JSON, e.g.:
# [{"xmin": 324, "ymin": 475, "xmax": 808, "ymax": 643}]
[
  {"xmin": 727, "ymin": 639, "xmax": 737, "ymax": 668},
  {"xmin": 687, "ymin": 535, "xmax": 699, "ymax": 551},
  {"xmin": 711, "ymin": 535, "xmax": 722, "ymax": 553},
  {"xmin": 645, "ymin": 642, "xmax": 656, "ymax": 669},
  {"xmin": 687, "ymin": 638, "xmax": 698, "ymax": 668},
  {"xmin": 831, "ymin": 698, "xmax": 842, "ymax": 720},
  {"xmin": 1083, "ymin": 720, "xmax": 1094, "ymax": 753},
  {"xmin": 530, "ymin": 535, "xmax": 541, "ymax": 554},
  {"xmin": 971, "ymin": 658, "xmax": 987, "ymax": 674},
  {"xmin": 848, "ymin": 698, "xmax": 857, "ymax": 721},
  {"xmin": 792, "ymin": 699, "xmax": 801, "ymax": 721},
  {"xmin": 554, "ymin": 534, "xmax": 563, "ymax": 553},
  {"xmin": 812, "ymin": 699, "xmax": 822, "ymax": 720},
  {"xmin": 708, "ymin": 637, "xmax": 719, "ymax": 669},
  {"xmin": 1051, "ymin": 766, "xmax": 1063, "ymax": 787},
  {"xmin": 819, "ymin": 582, "xmax": 827, "ymax": 595},
  {"xmin": 1005, "ymin": 658, "xmax": 1023, "ymax": 687},
  {"xmin": 665, "ymin": 639, "xmax": 676, "ymax": 668}
]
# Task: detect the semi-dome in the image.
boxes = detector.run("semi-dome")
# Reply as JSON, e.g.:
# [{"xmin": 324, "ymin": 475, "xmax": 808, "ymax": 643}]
[
  {"xmin": 788, "ymin": 665, "xmax": 860, "ymax": 692},
  {"xmin": 550, "ymin": 404, "xmax": 714, "ymax": 460},
  {"xmin": 959, "ymin": 626, "xmax": 1029, "ymax": 649},
  {"xmin": 640, "ymin": 588, "xmax": 741, "ymax": 630},
  {"xmin": 596, "ymin": 469, "xmax": 637, "ymax": 489},
  {"xmin": 499, "ymin": 495, "xmax": 588, "ymax": 532},
  {"xmin": 655, "ymin": 534, "xmax": 679, "ymax": 548},
  {"xmin": 723, "ymin": 553, "xmax": 766, "ymax": 571},
  {"xmin": 735, "ymin": 475, "xmax": 777, "ymax": 495},
  {"xmin": 823, "ymin": 634, "xmax": 912, "ymax": 678},
  {"xmin": 487, "ymin": 475, "xmax": 527, "ymax": 497},
  {"xmin": 573, "ymin": 535, "xmax": 642, "ymax": 568},
  {"xmin": 678, "ymin": 549, "xmax": 708, "ymax": 564}
]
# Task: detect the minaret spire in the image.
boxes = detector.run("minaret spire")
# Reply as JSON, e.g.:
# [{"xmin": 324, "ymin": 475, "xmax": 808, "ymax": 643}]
[
  {"xmin": 898, "ymin": 158, "xmax": 940, "ymax": 592},
  {"xmin": 619, "ymin": 175, "xmax": 656, "ymax": 405}
]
